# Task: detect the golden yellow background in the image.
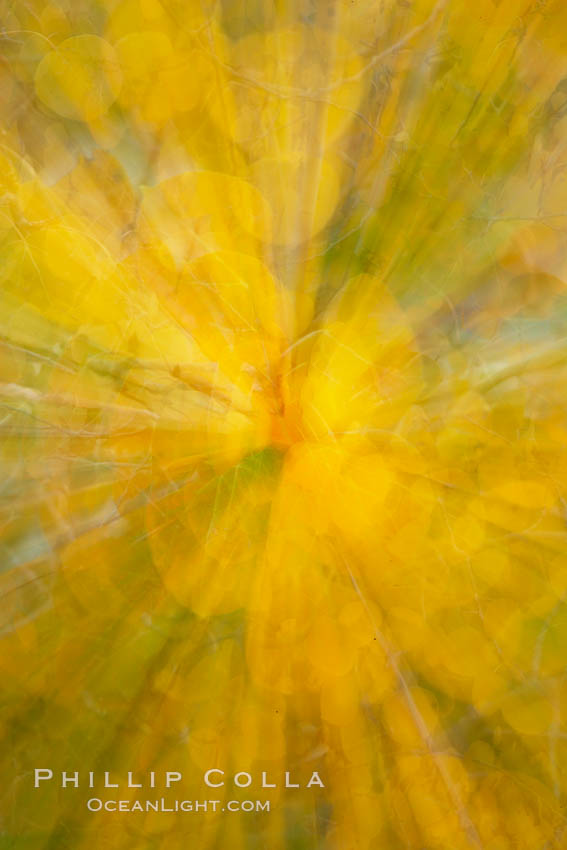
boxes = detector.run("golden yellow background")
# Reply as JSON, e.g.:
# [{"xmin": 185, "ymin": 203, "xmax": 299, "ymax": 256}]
[{"xmin": 1, "ymin": 0, "xmax": 567, "ymax": 847}]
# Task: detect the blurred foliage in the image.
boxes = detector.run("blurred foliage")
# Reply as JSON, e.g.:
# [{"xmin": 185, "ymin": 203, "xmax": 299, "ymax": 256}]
[{"xmin": 2, "ymin": 0, "xmax": 567, "ymax": 847}]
